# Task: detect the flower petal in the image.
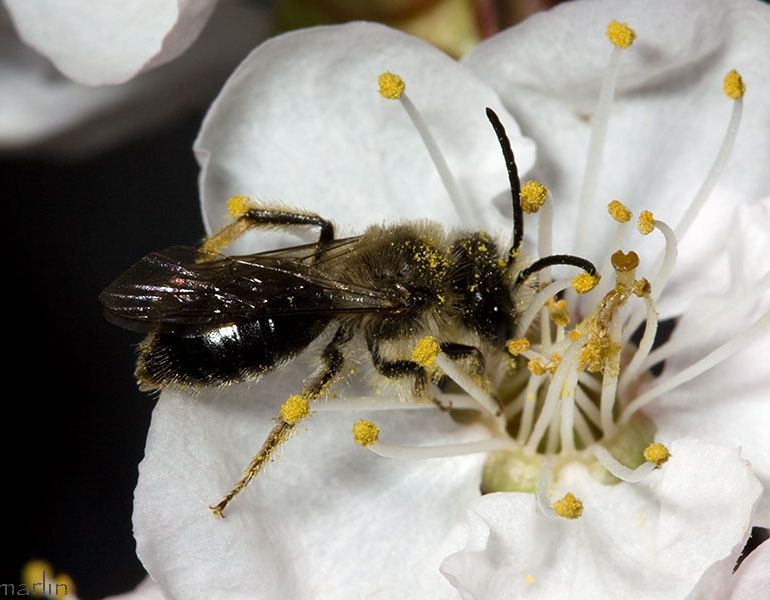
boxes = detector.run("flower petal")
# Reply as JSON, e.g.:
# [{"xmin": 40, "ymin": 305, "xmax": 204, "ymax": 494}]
[
  {"xmin": 0, "ymin": 1, "xmax": 270, "ymax": 154},
  {"xmin": 729, "ymin": 540, "xmax": 770, "ymax": 600},
  {"xmin": 464, "ymin": 0, "xmax": 770, "ymax": 315},
  {"xmin": 5, "ymin": 0, "xmax": 219, "ymax": 85},
  {"xmin": 134, "ymin": 347, "xmax": 486, "ymax": 599},
  {"xmin": 441, "ymin": 439, "xmax": 762, "ymax": 600},
  {"xmin": 195, "ymin": 22, "xmax": 535, "ymax": 254}
]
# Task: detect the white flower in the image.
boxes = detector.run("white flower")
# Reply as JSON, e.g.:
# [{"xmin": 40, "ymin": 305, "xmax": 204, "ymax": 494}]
[
  {"xmin": 133, "ymin": 1, "xmax": 769, "ymax": 598},
  {"xmin": 0, "ymin": 1, "xmax": 270, "ymax": 154}
]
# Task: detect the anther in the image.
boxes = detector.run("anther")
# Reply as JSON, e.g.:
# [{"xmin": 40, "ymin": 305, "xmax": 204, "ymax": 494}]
[
  {"xmin": 280, "ymin": 394, "xmax": 310, "ymax": 425},
  {"xmin": 637, "ymin": 210, "xmax": 655, "ymax": 235},
  {"xmin": 547, "ymin": 353, "xmax": 562, "ymax": 374},
  {"xmin": 520, "ymin": 180, "xmax": 548, "ymax": 213},
  {"xmin": 572, "ymin": 272, "xmax": 601, "ymax": 294},
  {"xmin": 607, "ymin": 199, "xmax": 632, "ymax": 222},
  {"xmin": 606, "ymin": 20, "xmax": 636, "ymax": 49},
  {"xmin": 644, "ymin": 442, "xmax": 671, "ymax": 466},
  {"xmin": 552, "ymin": 492, "xmax": 584, "ymax": 519},
  {"xmin": 528, "ymin": 359, "xmax": 547, "ymax": 376},
  {"xmin": 547, "ymin": 298, "xmax": 570, "ymax": 327},
  {"xmin": 506, "ymin": 338, "xmax": 530, "ymax": 356},
  {"xmin": 611, "ymin": 250, "xmax": 639, "ymax": 272},
  {"xmin": 723, "ymin": 69, "xmax": 745, "ymax": 100},
  {"xmin": 569, "ymin": 329, "xmax": 583, "ymax": 341},
  {"xmin": 378, "ymin": 71, "xmax": 405, "ymax": 99},
  {"xmin": 353, "ymin": 420, "xmax": 380, "ymax": 447},
  {"xmin": 633, "ymin": 278, "xmax": 651, "ymax": 297},
  {"xmin": 412, "ymin": 336, "xmax": 440, "ymax": 367},
  {"xmin": 227, "ymin": 194, "xmax": 253, "ymax": 219}
]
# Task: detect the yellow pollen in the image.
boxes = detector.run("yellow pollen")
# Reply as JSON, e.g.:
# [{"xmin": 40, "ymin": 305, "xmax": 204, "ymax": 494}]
[
  {"xmin": 637, "ymin": 210, "xmax": 655, "ymax": 235},
  {"xmin": 280, "ymin": 394, "xmax": 310, "ymax": 425},
  {"xmin": 553, "ymin": 492, "xmax": 584, "ymax": 519},
  {"xmin": 527, "ymin": 359, "xmax": 547, "ymax": 376},
  {"xmin": 227, "ymin": 194, "xmax": 253, "ymax": 219},
  {"xmin": 506, "ymin": 338, "xmax": 530, "ymax": 356},
  {"xmin": 569, "ymin": 329, "xmax": 583, "ymax": 341},
  {"xmin": 633, "ymin": 278, "xmax": 651, "ymax": 297},
  {"xmin": 644, "ymin": 442, "xmax": 671, "ymax": 466},
  {"xmin": 546, "ymin": 298, "xmax": 570, "ymax": 327},
  {"xmin": 607, "ymin": 199, "xmax": 632, "ymax": 223},
  {"xmin": 378, "ymin": 72, "xmax": 405, "ymax": 100},
  {"xmin": 723, "ymin": 69, "xmax": 745, "ymax": 100},
  {"xmin": 497, "ymin": 258, "xmax": 507, "ymax": 269},
  {"xmin": 579, "ymin": 341, "xmax": 603, "ymax": 372},
  {"xmin": 572, "ymin": 272, "xmax": 601, "ymax": 294},
  {"xmin": 520, "ymin": 180, "xmax": 548, "ymax": 213},
  {"xmin": 606, "ymin": 20, "xmax": 636, "ymax": 49},
  {"xmin": 352, "ymin": 419, "xmax": 380, "ymax": 447},
  {"xmin": 412, "ymin": 336, "xmax": 441, "ymax": 367},
  {"xmin": 611, "ymin": 250, "xmax": 640, "ymax": 272},
  {"xmin": 525, "ymin": 574, "xmax": 536, "ymax": 585},
  {"xmin": 547, "ymin": 353, "xmax": 562, "ymax": 374}
]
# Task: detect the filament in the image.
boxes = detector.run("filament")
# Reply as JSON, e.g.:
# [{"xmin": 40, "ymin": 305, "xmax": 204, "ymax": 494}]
[
  {"xmin": 367, "ymin": 436, "xmax": 517, "ymax": 460},
  {"xmin": 591, "ymin": 445, "xmax": 657, "ymax": 482}
]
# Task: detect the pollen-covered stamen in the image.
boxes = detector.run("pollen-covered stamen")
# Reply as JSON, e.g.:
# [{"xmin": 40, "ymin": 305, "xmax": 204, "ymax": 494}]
[
  {"xmin": 572, "ymin": 272, "xmax": 601, "ymax": 294},
  {"xmin": 506, "ymin": 338, "xmax": 531, "ymax": 356},
  {"xmin": 574, "ymin": 19, "xmax": 636, "ymax": 256},
  {"xmin": 591, "ymin": 445, "xmax": 658, "ymax": 483},
  {"xmin": 520, "ymin": 180, "xmax": 548, "ymax": 214},
  {"xmin": 553, "ymin": 493, "xmax": 584, "ymax": 519},
  {"xmin": 675, "ymin": 69, "xmax": 745, "ymax": 242},
  {"xmin": 608, "ymin": 199, "xmax": 632, "ymax": 223},
  {"xmin": 377, "ymin": 72, "xmax": 472, "ymax": 224},
  {"xmin": 621, "ymin": 310, "xmax": 770, "ymax": 423},
  {"xmin": 517, "ymin": 277, "xmax": 575, "ymax": 337},
  {"xmin": 644, "ymin": 442, "xmax": 671, "ymax": 466},
  {"xmin": 547, "ymin": 298, "xmax": 571, "ymax": 328}
]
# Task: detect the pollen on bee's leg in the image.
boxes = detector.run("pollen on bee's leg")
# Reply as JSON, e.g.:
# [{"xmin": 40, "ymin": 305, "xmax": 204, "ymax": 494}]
[
  {"xmin": 376, "ymin": 71, "xmax": 471, "ymax": 224},
  {"xmin": 227, "ymin": 194, "xmax": 255, "ymax": 219},
  {"xmin": 279, "ymin": 394, "xmax": 310, "ymax": 425},
  {"xmin": 412, "ymin": 336, "xmax": 441, "ymax": 368}
]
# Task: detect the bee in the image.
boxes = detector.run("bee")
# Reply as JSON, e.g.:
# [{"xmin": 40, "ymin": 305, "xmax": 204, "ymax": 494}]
[{"xmin": 100, "ymin": 109, "xmax": 596, "ymax": 516}]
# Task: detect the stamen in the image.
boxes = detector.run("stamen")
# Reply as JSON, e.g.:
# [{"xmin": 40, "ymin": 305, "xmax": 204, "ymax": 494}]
[
  {"xmin": 574, "ymin": 20, "xmax": 635, "ymax": 255},
  {"xmin": 506, "ymin": 338, "xmax": 531, "ymax": 356},
  {"xmin": 591, "ymin": 445, "xmax": 657, "ymax": 483},
  {"xmin": 572, "ymin": 405, "xmax": 597, "ymax": 446},
  {"xmin": 520, "ymin": 180, "xmax": 548, "ymax": 213},
  {"xmin": 517, "ymin": 374, "xmax": 544, "ymax": 443},
  {"xmin": 365, "ymin": 436, "xmax": 517, "ymax": 460},
  {"xmin": 675, "ymin": 69, "xmax": 745, "ymax": 241},
  {"xmin": 619, "ymin": 292, "xmax": 658, "ymax": 392},
  {"xmin": 644, "ymin": 442, "xmax": 671, "ymax": 466},
  {"xmin": 535, "ymin": 456, "xmax": 560, "ymax": 519},
  {"xmin": 559, "ymin": 359, "xmax": 582, "ymax": 453},
  {"xmin": 378, "ymin": 72, "xmax": 472, "ymax": 224},
  {"xmin": 621, "ymin": 310, "xmax": 770, "ymax": 423},
  {"xmin": 637, "ymin": 210, "xmax": 655, "ymax": 235},
  {"xmin": 552, "ymin": 492, "xmax": 584, "ymax": 519},
  {"xmin": 352, "ymin": 419, "xmax": 380, "ymax": 447},
  {"xmin": 527, "ymin": 359, "xmax": 547, "ymax": 376},
  {"xmin": 316, "ymin": 393, "xmax": 479, "ymax": 412},
  {"xmin": 608, "ymin": 199, "xmax": 632, "ymax": 223},
  {"xmin": 279, "ymin": 394, "xmax": 310, "ymax": 424},
  {"xmin": 516, "ymin": 277, "xmax": 574, "ymax": 336},
  {"xmin": 434, "ymin": 352, "xmax": 503, "ymax": 423},
  {"xmin": 547, "ymin": 298, "xmax": 571, "ymax": 327},
  {"xmin": 572, "ymin": 272, "xmax": 601, "ymax": 294},
  {"xmin": 575, "ymin": 387, "xmax": 602, "ymax": 427}
]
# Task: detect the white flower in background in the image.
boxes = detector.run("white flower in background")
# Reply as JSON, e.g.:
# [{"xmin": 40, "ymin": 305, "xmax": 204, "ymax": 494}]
[
  {"xmin": 133, "ymin": 0, "xmax": 769, "ymax": 598},
  {"xmin": 0, "ymin": 0, "xmax": 270, "ymax": 154}
]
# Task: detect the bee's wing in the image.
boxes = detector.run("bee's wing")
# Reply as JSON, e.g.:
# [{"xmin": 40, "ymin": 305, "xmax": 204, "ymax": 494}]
[{"xmin": 100, "ymin": 240, "xmax": 406, "ymax": 333}]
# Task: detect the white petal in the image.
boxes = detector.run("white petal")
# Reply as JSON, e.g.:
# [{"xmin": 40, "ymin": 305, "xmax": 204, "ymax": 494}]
[
  {"xmin": 134, "ymin": 347, "xmax": 486, "ymax": 599},
  {"xmin": 729, "ymin": 540, "xmax": 770, "ymax": 600},
  {"xmin": 0, "ymin": 1, "xmax": 270, "ymax": 155},
  {"xmin": 4, "ymin": 0, "xmax": 219, "ymax": 85},
  {"xmin": 196, "ymin": 22, "xmax": 535, "ymax": 254},
  {"xmin": 464, "ymin": 0, "xmax": 770, "ymax": 314},
  {"xmin": 441, "ymin": 439, "xmax": 762, "ymax": 600}
]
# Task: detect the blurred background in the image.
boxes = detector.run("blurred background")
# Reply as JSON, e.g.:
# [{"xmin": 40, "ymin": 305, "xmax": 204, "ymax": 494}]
[{"xmin": 0, "ymin": 0, "xmax": 558, "ymax": 597}]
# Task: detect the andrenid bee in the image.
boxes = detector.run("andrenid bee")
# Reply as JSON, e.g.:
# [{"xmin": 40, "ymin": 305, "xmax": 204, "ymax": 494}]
[{"xmin": 100, "ymin": 109, "xmax": 597, "ymax": 516}]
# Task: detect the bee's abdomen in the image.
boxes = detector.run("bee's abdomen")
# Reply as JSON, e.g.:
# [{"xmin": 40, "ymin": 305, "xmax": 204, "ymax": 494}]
[{"xmin": 136, "ymin": 316, "xmax": 329, "ymax": 390}]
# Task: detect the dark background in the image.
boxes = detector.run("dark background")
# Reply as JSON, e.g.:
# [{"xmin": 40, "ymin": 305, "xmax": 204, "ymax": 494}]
[{"xmin": 1, "ymin": 115, "xmax": 205, "ymax": 597}]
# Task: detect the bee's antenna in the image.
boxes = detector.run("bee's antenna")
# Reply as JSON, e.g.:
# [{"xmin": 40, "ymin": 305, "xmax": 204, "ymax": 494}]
[
  {"xmin": 485, "ymin": 107, "xmax": 523, "ymax": 264},
  {"xmin": 515, "ymin": 254, "xmax": 598, "ymax": 287}
]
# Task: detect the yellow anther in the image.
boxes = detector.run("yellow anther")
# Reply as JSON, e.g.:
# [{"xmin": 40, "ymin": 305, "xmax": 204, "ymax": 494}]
[
  {"xmin": 227, "ymin": 194, "xmax": 253, "ymax": 219},
  {"xmin": 547, "ymin": 352, "xmax": 562, "ymax": 374},
  {"xmin": 353, "ymin": 419, "xmax": 380, "ymax": 447},
  {"xmin": 546, "ymin": 298, "xmax": 570, "ymax": 327},
  {"xmin": 611, "ymin": 250, "xmax": 639, "ymax": 272},
  {"xmin": 644, "ymin": 442, "xmax": 671, "ymax": 466},
  {"xmin": 569, "ymin": 329, "xmax": 583, "ymax": 341},
  {"xmin": 552, "ymin": 492, "xmax": 584, "ymax": 519},
  {"xmin": 527, "ymin": 359, "xmax": 547, "ymax": 376},
  {"xmin": 21, "ymin": 560, "xmax": 53, "ymax": 591},
  {"xmin": 633, "ymin": 278, "xmax": 651, "ymax": 297},
  {"xmin": 497, "ymin": 258, "xmax": 507, "ymax": 269},
  {"xmin": 607, "ymin": 199, "xmax": 632, "ymax": 223},
  {"xmin": 280, "ymin": 394, "xmax": 310, "ymax": 425},
  {"xmin": 506, "ymin": 338, "xmax": 530, "ymax": 356},
  {"xmin": 579, "ymin": 341, "xmax": 603, "ymax": 372},
  {"xmin": 520, "ymin": 180, "xmax": 548, "ymax": 213},
  {"xmin": 606, "ymin": 20, "xmax": 636, "ymax": 49},
  {"xmin": 637, "ymin": 210, "xmax": 655, "ymax": 235},
  {"xmin": 53, "ymin": 573, "xmax": 76, "ymax": 598},
  {"xmin": 723, "ymin": 69, "xmax": 745, "ymax": 100},
  {"xmin": 412, "ymin": 336, "xmax": 441, "ymax": 367},
  {"xmin": 378, "ymin": 72, "xmax": 405, "ymax": 99},
  {"xmin": 572, "ymin": 272, "xmax": 601, "ymax": 294}
]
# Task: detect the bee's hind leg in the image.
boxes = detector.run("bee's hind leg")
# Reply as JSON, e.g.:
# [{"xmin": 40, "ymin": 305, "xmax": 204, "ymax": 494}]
[
  {"xmin": 201, "ymin": 197, "xmax": 334, "ymax": 256},
  {"xmin": 366, "ymin": 334, "xmax": 429, "ymax": 399},
  {"xmin": 439, "ymin": 342, "xmax": 485, "ymax": 378},
  {"xmin": 210, "ymin": 325, "xmax": 352, "ymax": 518}
]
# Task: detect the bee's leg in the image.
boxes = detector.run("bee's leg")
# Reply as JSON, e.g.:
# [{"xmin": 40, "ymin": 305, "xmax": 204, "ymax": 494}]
[
  {"xmin": 366, "ymin": 335, "xmax": 429, "ymax": 398},
  {"xmin": 201, "ymin": 200, "xmax": 334, "ymax": 255},
  {"xmin": 210, "ymin": 325, "xmax": 352, "ymax": 518},
  {"xmin": 439, "ymin": 342, "xmax": 485, "ymax": 377}
]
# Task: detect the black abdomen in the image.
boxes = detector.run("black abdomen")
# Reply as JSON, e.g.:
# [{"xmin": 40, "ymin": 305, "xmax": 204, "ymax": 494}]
[{"xmin": 136, "ymin": 316, "xmax": 329, "ymax": 389}]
